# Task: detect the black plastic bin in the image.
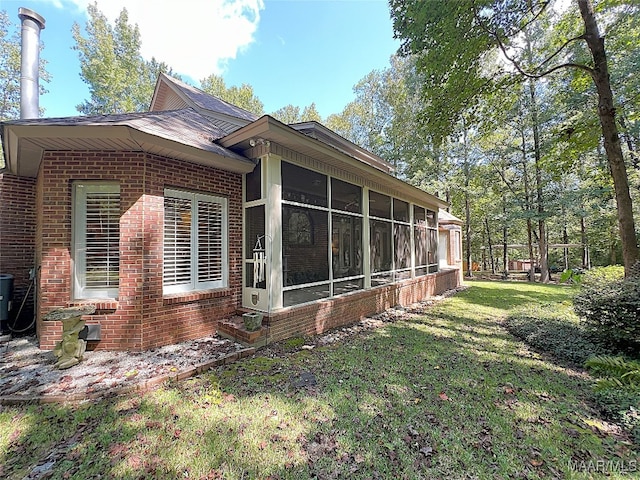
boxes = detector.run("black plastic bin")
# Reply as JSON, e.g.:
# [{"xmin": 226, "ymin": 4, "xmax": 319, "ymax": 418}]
[{"xmin": 0, "ymin": 274, "xmax": 14, "ymax": 332}]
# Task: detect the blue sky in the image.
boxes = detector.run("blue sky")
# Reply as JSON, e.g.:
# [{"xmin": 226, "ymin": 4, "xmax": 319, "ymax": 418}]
[{"xmin": 1, "ymin": 0, "xmax": 400, "ymax": 119}]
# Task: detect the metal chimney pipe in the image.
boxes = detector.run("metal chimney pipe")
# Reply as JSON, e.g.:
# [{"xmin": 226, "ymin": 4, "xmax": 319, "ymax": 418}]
[{"xmin": 18, "ymin": 7, "xmax": 46, "ymax": 120}]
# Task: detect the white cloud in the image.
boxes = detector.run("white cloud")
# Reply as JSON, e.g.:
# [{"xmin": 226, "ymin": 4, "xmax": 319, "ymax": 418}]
[{"xmin": 58, "ymin": 0, "xmax": 264, "ymax": 81}]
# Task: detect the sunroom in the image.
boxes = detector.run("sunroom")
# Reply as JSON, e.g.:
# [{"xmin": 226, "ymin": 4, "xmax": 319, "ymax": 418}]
[{"xmin": 223, "ymin": 117, "xmax": 452, "ymax": 318}]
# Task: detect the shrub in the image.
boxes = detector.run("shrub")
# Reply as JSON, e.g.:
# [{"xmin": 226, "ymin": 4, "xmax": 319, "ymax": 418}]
[
  {"xmin": 559, "ymin": 268, "xmax": 583, "ymax": 284},
  {"xmin": 585, "ymin": 355, "xmax": 640, "ymax": 390},
  {"xmin": 580, "ymin": 265, "xmax": 624, "ymax": 287},
  {"xmin": 586, "ymin": 355, "xmax": 640, "ymax": 445},
  {"xmin": 573, "ymin": 275, "xmax": 640, "ymax": 353},
  {"xmin": 505, "ymin": 302, "xmax": 605, "ymax": 365}
]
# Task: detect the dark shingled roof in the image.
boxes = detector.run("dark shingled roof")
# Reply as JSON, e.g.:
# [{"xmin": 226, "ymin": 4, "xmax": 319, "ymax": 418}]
[
  {"xmin": 3, "ymin": 108, "xmax": 248, "ymax": 162},
  {"xmin": 161, "ymin": 75, "xmax": 259, "ymax": 123}
]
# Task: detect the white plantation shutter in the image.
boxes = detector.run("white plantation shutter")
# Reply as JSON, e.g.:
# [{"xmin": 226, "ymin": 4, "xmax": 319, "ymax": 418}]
[
  {"xmin": 163, "ymin": 196, "xmax": 193, "ymax": 288},
  {"xmin": 197, "ymin": 199, "xmax": 224, "ymax": 283},
  {"xmin": 164, "ymin": 189, "xmax": 227, "ymax": 294},
  {"xmin": 73, "ymin": 183, "xmax": 120, "ymax": 299}
]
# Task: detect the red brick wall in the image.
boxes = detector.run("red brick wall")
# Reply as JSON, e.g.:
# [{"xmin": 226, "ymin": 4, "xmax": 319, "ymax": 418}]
[
  {"xmin": 0, "ymin": 173, "xmax": 36, "ymax": 328},
  {"xmin": 139, "ymin": 154, "xmax": 242, "ymax": 350},
  {"xmin": 266, "ymin": 268, "xmax": 460, "ymax": 343},
  {"xmin": 36, "ymin": 151, "xmax": 242, "ymax": 351},
  {"xmin": 36, "ymin": 152, "xmax": 146, "ymax": 349}
]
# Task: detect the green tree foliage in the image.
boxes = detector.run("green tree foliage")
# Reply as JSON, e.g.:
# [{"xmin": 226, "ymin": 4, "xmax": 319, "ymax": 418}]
[
  {"xmin": 0, "ymin": 10, "xmax": 50, "ymax": 120},
  {"xmin": 270, "ymin": 104, "xmax": 301, "ymax": 124},
  {"xmin": 326, "ymin": 56, "xmax": 441, "ymax": 181},
  {"xmin": 0, "ymin": 10, "xmax": 22, "ymax": 122},
  {"xmin": 200, "ymin": 73, "xmax": 264, "ymax": 116},
  {"xmin": 389, "ymin": 0, "xmax": 500, "ymax": 140},
  {"xmin": 271, "ymin": 102, "xmax": 323, "ymax": 124},
  {"xmin": 0, "ymin": 9, "xmax": 50, "ymax": 167},
  {"xmin": 390, "ymin": 0, "xmax": 639, "ymax": 276},
  {"xmin": 73, "ymin": 2, "xmax": 176, "ymax": 115}
]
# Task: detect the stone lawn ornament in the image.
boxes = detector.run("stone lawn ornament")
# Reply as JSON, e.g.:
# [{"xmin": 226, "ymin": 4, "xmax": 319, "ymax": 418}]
[
  {"xmin": 44, "ymin": 305, "xmax": 96, "ymax": 369},
  {"xmin": 242, "ymin": 312, "xmax": 263, "ymax": 332}
]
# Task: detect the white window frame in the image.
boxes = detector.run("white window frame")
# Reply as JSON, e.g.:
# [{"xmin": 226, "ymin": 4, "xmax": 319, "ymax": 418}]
[
  {"xmin": 163, "ymin": 188, "xmax": 228, "ymax": 294},
  {"xmin": 72, "ymin": 182, "xmax": 120, "ymax": 299}
]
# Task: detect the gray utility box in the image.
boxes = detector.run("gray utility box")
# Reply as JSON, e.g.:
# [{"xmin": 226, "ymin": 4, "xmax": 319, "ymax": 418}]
[{"xmin": 0, "ymin": 274, "xmax": 14, "ymax": 332}]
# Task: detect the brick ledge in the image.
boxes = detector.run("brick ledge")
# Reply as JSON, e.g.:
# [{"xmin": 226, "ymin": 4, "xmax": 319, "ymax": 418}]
[
  {"xmin": 67, "ymin": 299, "xmax": 118, "ymax": 313},
  {"xmin": 163, "ymin": 288, "xmax": 234, "ymax": 305}
]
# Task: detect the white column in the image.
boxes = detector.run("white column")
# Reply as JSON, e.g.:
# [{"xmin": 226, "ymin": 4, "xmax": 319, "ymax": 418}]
[
  {"xmin": 410, "ymin": 204, "xmax": 415, "ymax": 278},
  {"xmin": 266, "ymin": 154, "xmax": 283, "ymax": 310},
  {"xmin": 363, "ymin": 187, "xmax": 371, "ymax": 288}
]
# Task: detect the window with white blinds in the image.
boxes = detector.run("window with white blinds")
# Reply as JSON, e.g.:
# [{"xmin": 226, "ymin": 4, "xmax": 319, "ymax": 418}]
[
  {"xmin": 163, "ymin": 189, "xmax": 228, "ymax": 294},
  {"xmin": 73, "ymin": 183, "xmax": 120, "ymax": 299}
]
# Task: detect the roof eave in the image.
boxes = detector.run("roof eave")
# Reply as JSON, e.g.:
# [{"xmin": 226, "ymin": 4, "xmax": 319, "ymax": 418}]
[
  {"xmin": 221, "ymin": 116, "xmax": 448, "ymax": 209},
  {"xmin": 2, "ymin": 123, "xmax": 255, "ymax": 177},
  {"xmin": 129, "ymin": 128, "xmax": 255, "ymax": 173},
  {"xmin": 291, "ymin": 121, "xmax": 394, "ymax": 174}
]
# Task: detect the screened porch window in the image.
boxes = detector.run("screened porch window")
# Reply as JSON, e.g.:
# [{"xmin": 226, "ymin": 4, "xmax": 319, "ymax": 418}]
[
  {"xmin": 72, "ymin": 182, "xmax": 120, "ymax": 299},
  {"xmin": 163, "ymin": 189, "xmax": 228, "ymax": 294},
  {"xmin": 414, "ymin": 206, "xmax": 438, "ymax": 275}
]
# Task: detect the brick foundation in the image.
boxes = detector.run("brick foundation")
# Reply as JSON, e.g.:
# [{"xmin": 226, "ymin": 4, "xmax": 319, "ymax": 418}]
[{"xmin": 264, "ymin": 268, "xmax": 459, "ymax": 344}]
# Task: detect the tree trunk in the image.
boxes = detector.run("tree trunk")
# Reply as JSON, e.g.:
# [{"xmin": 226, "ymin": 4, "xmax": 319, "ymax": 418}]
[
  {"xmin": 578, "ymin": 0, "xmax": 639, "ymax": 276},
  {"xmin": 526, "ymin": 75, "xmax": 549, "ymax": 282},
  {"xmin": 485, "ymin": 217, "xmax": 495, "ymax": 274},
  {"xmin": 521, "ymin": 130, "xmax": 536, "ymax": 282},
  {"xmin": 481, "ymin": 231, "xmax": 487, "ymax": 271},
  {"xmin": 465, "ymin": 191, "xmax": 473, "ymax": 277},
  {"xmin": 563, "ymin": 221, "xmax": 569, "ymax": 271},
  {"xmin": 503, "ymin": 194, "xmax": 509, "ymax": 279},
  {"xmin": 619, "ymin": 115, "xmax": 639, "ymax": 172},
  {"xmin": 462, "ymin": 124, "xmax": 473, "ymax": 278},
  {"xmin": 581, "ymin": 215, "xmax": 589, "ymax": 269}
]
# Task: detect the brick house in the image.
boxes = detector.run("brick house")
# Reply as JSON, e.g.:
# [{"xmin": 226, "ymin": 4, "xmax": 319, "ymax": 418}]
[{"xmin": 0, "ymin": 73, "xmax": 463, "ymax": 351}]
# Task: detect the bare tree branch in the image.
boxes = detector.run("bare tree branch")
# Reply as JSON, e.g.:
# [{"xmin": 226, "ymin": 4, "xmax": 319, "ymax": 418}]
[
  {"xmin": 494, "ymin": 30, "xmax": 594, "ymax": 77},
  {"xmin": 513, "ymin": 1, "xmax": 551, "ymax": 36},
  {"xmin": 472, "ymin": 1, "xmax": 594, "ymax": 79},
  {"xmin": 537, "ymin": 34, "xmax": 586, "ymax": 68}
]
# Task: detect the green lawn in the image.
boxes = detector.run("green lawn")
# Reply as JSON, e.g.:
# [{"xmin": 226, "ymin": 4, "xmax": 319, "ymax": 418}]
[{"xmin": 1, "ymin": 280, "xmax": 637, "ymax": 479}]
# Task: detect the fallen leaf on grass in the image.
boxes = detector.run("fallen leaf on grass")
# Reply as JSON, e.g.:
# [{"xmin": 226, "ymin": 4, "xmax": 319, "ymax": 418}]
[
  {"xmin": 127, "ymin": 455, "xmax": 143, "ymax": 469},
  {"xmin": 529, "ymin": 458, "xmax": 544, "ymax": 467},
  {"xmin": 420, "ymin": 446, "xmax": 434, "ymax": 457},
  {"xmin": 438, "ymin": 392, "xmax": 449, "ymax": 401}
]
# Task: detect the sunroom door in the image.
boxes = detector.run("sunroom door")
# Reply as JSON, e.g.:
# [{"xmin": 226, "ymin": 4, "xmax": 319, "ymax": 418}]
[{"xmin": 243, "ymin": 203, "xmax": 269, "ymax": 312}]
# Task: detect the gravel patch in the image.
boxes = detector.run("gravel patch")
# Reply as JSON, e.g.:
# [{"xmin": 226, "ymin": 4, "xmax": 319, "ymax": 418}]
[{"xmin": 0, "ymin": 335, "xmax": 247, "ymax": 401}]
